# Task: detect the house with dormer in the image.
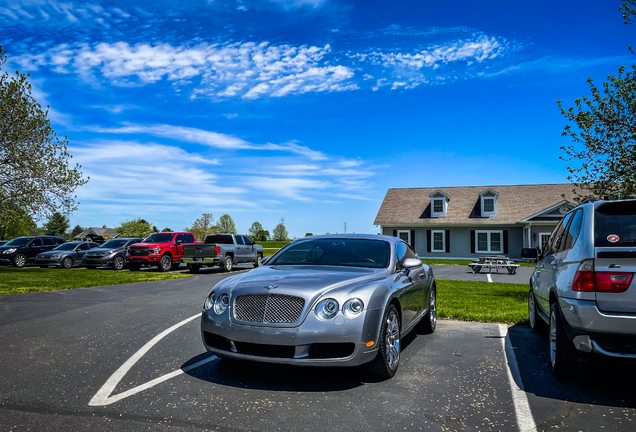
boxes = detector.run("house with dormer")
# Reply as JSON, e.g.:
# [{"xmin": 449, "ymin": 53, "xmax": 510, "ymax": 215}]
[{"xmin": 374, "ymin": 184, "xmax": 578, "ymax": 259}]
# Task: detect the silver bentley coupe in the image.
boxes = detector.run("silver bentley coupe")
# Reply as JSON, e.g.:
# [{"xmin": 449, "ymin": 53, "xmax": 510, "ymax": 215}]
[{"xmin": 200, "ymin": 234, "xmax": 437, "ymax": 378}]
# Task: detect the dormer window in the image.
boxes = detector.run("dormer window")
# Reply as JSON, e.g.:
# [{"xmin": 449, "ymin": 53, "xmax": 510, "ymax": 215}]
[
  {"xmin": 429, "ymin": 190, "xmax": 450, "ymax": 218},
  {"xmin": 479, "ymin": 189, "xmax": 499, "ymax": 217}
]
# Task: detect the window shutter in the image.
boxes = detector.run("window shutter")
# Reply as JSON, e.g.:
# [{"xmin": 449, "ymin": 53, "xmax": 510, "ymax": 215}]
[
  {"xmin": 426, "ymin": 230, "xmax": 431, "ymax": 253},
  {"xmin": 503, "ymin": 230, "xmax": 509, "ymax": 254},
  {"xmin": 410, "ymin": 230, "xmax": 415, "ymax": 249},
  {"xmin": 445, "ymin": 230, "xmax": 450, "ymax": 254},
  {"xmin": 393, "ymin": 229, "xmax": 397, "ymax": 237},
  {"xmin": 470, "ymin": 230, "xmax": 475, "ymax": 254}
]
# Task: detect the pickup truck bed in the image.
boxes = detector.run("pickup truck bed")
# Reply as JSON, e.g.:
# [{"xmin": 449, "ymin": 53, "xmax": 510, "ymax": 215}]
[{"xmin": 182, "ymin": 233, "xmax": 264, "ymax": 273}]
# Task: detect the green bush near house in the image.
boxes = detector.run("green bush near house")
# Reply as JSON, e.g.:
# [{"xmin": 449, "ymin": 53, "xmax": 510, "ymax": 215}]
[{"xmin": 435, "ymin": 279, "xmax": 529, "ymax": 325}]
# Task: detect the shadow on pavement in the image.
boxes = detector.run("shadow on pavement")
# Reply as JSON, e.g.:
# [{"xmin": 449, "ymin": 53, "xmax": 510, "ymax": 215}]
[
  {"xmin": 182, "ymin": 330, "xmax": 419, "ymax": 392},
  {"xmin": 507, "ymin": 324, "xmax": 636, "ymax": 408}
]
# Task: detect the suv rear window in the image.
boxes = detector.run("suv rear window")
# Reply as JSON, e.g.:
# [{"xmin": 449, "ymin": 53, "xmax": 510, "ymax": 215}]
[
  {"xmin": 205, "ymin": 235, "xmax": 234, "ymax": 244},
  {"xmin": 595, "ymin": 201, "xmax": 636, "ymax": 247}
]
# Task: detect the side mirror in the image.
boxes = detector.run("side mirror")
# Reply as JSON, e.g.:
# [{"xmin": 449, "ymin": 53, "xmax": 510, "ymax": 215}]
[
  {"xmin": 175, "ymin": 240, "xmax": 183, "ymax": 246},
  {"xmin": 403, "ymin": 258, "xmax": 423, "ymax": 271}
]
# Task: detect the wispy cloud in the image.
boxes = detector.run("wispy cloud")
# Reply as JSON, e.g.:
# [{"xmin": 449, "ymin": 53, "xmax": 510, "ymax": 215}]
[
  {"xmin": 85, "ymin": 123, "xmax": 327, "ymax": 160},
  {"xmin": 0, "ymin": 0, "xmax": 134, "ymax": 27},
  {"xmin": 242, "ymin": 176, "xmax": 330, "ymax": 200}
]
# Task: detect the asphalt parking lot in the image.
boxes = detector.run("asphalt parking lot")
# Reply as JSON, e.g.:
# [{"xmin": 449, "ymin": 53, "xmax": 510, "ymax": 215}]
[
  {"xmin": 430, "ymin": 264, "xmax": 534, "ymax": 285},
  {"xmin": 1, "ymin": 267, "xmax": 635, "ymax": 431}
]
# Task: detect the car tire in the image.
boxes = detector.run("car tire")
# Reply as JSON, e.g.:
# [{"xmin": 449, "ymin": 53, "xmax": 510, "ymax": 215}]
[
  {"xmin": 549, "ymin": 302, "xmax": 585, "ymax": 378},
  {"xmin": 253, "ymin": 254, "xmax": 263, "ymax": 268},
  {"xmin": 224, "ymin": 256, "xmax": 233, "ymax": 272},
  {"xmin": 417, "ymin": 287, "xmax": 437, "ymax": 335},
  {"xmin": 189, "ymin": 265, "xmax": 201, "ymax": 274},
  {"xmin": 13, "ymin": 254, "xmax": 27, "ymax": 268},
  {"xmin": 366, "ymin": 304, "xmax": 401, "ymax": 379},
  {"xmin": 529, "ymin": 290, "xmax": 547, "ymax": 334},
  {"xmin": 159, "ymin": 255, "xmax": 172, "ymax": 272},
  {"xmin": 112, "ymin": 256, "xmax": 125, "ymax": 271},
  {"xmin": 129, "ymin": 264, "xmax": 141, "ymax": 272},
  {"xmin": 62, "ymin": 257, "xmax": 73, "ymax": 269}
]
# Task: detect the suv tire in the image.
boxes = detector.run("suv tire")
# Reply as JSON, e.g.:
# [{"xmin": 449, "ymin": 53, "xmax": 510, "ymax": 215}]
[
  {"xmin": 529, "ymin": 290, "xmax": 548, "ymax": 334},
  {"xmin": 549, "ymin": 302, "xmax": 585, "ymax": 378},
  {"xmin": 113, "ymin": 256, "xmax": 125, "ymax": 271},
  {"xmin": 13, "ymin": 254, "xmax": 27, "ymax": 268}
]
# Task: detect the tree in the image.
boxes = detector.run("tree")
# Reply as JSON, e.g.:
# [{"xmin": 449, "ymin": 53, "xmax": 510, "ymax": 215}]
[
  {"xmin": 115, "ymin": 218, "xmax": 154, "ymax": 238},
  {"xmin": 43, "ymin": 211, "xmax": 69, "ymax": 236},
  {"xmin": 162, "ymin": 227, "xmax": 173, "ymax": 232},
  {"xmin": 0, "ymin": 45, "xmax": 87, "ymax": 219},
  {"xmin": 0, "ymin": 203, "xmax": 37, "ymax": 239},
  {"xmin": 188, "ymin": 213, "xmax": 217, "ymax": 240},
  {"xmin": 305, "ymin": 232, "xmax": 314, "ymax": 237},
  {"xmin": 71, "ymin": 225, "xmax": 84, "ymax": 238},
  {"xmin": 558, "ymin": 1, "xmax": 636, "ymax": 201},
  {"xmin": 216, "ymin": 214, "xmax": 237, "ymax": 234},
  {"xmin": 248, "ymin": 221, "xmax": 269, "ymax": 241},
  {"xmin": 272, "ymin": 223, "xmax": 288, "ymax": 241}
]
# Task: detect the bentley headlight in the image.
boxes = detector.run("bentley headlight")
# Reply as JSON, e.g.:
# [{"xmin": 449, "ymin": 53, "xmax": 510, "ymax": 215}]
[
  {"xmin": 3, "ymin": 248, "xmax": 16, "ymax": 254},
  {"xmin": 343, "ymin": 298, "xmax": 364, "ymax": 319},
  {"xmin": 203, "ymin": 292, "xmax": 215, "ymax": 311},
  {"xmin": 315, "ymin": 298, "xmax": 339, "ymax": 321},
  {"xmin": 214, "ymin": 293, "xmax": 230, "ymax": 315}
]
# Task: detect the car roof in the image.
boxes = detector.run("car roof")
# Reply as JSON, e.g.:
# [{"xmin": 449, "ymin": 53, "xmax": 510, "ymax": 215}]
[{"xmin": 293, "ymin": 234, "xmax": 398, "ymax": 243}]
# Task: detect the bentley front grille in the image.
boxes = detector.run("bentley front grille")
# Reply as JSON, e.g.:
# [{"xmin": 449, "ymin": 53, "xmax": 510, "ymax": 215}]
[{"xmin": 234, "ymin": 294, "xmax": 305, "ymax": 324}]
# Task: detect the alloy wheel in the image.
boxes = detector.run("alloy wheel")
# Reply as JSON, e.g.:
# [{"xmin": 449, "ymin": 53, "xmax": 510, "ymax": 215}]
[
  {"xmin": 528, "ymin": 291, "xmax": 536, "ymax": 329},
  {"xmin": 114, "ymin": 256, "xmax": 125, "ymax": 270},
  {"xmin": 63, "ymin": 257, "xmax": 73, "ymax": 269},
  {"xmin": 160, "ymin": 256, "xmax": 171, "ymax": 272},
  {"xmin": 549, "ymin": 310, "xmax": 557, "ymax": 368},
  {"xmin": 429, "ymin": 289, "xmax": 437, "ymax": 329},
  {"xmin": 385, "ymin": 310, "xmax": 400, "ymax": 371},
  {"xmin": 14, "ymin": 254, "xmax": 27, "ymax": 267},
  {"xmin": 225, "ymin": 257, "xmax": 233, "ymax": 272}
]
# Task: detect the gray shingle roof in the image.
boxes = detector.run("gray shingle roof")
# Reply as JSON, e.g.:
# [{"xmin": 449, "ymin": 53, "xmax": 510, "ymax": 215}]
[
  {"xmin": 75, "ymin": 227, "xmax": 118, "ymax": 238},
  {"xmin": 374, "ymin": 184, "xmax": 579, "ymax": 225}
]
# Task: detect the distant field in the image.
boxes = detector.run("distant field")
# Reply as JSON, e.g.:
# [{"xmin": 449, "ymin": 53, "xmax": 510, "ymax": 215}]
[
  {"xmin": 0, "ymin": 267, "xmax": 193, "ymax": 296},
  {"xmin": 256, "ymin": 241, "xmax": 292, "ymax": 249}
]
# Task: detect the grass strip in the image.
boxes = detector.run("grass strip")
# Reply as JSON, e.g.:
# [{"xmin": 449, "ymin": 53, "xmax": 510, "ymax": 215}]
[
  {"xmin": 422, "ymin": 258, "xmax": 536, "ymax": 268},
  {"xmin": 436, "ymin": 279, "xmax": 529, "ymax": 325},
  {"xmin": 0, "ymin": 267, "xmax": 193, "ymax": 296}
]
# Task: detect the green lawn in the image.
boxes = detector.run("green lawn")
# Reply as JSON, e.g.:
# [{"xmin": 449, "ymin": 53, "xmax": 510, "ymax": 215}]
[
  {"xmin": 256, "ymin": 241, "xmax": 291, "ymax": 249},
  {"xmin": 422, "ymin": 258, "xmax": 536, "ymax": 268},
  {"xmin": 0, "ymin": 267, "xmax": 193, "ymax": 296},
  {"xmin": 436, "ymin": 279, "xmax": 529, "ymax": 325}
]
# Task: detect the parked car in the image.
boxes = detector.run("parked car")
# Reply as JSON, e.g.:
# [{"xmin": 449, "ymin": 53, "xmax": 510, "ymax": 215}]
[
  {"xmin": 182, "ymin": 233, "xmax": 264, "ymax": 273},
  {"xmin": 83, "ymin": 238, "xmax": 143, "ymax": 270},
  {"xmin": 35, "ymin": 241, "xmax": 101, "ymax": 269},
  {"xmin": 200, "ymin": 234, "xmax": 437, "ymax": 379},
  {"xmin": 529, "ymin": 199, "xmax": 636, "ymax": 377},
  {"xmin": 0, "ymin": 236, "xmax": 66, "ymax": 267},
  {"xmin": 0, "ymin": 240, "xmax": 7, "ymax": 246},
  {"xmin": 127, "ymin": 232, "xmax": 197, "ymax": 272}
]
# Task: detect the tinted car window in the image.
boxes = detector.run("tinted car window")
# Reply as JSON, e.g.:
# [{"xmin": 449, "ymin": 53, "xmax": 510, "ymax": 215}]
[
  {"xmin": 269, "ymin": 238, "xmax": 391, "ymax": 268},
  {"xmin": 548, "ymin": 212, "xmax": 573, "ymax": 255},
  {"xmin": 235, "ymin": 236, "xmax": 245, "ymax": 245},
  {"xmin": 184, "ymin": 234, "xmax": 195, "ymax": 244},
  {"xmin": 562, "ymin": 210, "xmax": 584, "ymax": 251},
  {"xmin": 396, "ymin": 242, "xmax": 407, "ymax": 262},
  {"xmin": 405, "ymin": 244, "xmax": 419, "ymax": 260},
  {"xmin": 30, "ymin": 238, "xmax": 43, "ymax": 247},
  {"xmin": 55, "ymin": 243, "xmax": 78, "ymax": 251},
  {"xmin": 241, "ymin": 236, "xmax": 251, "ymax": 245},
  {"xmin": 4, "ymin": 238, "xmax": 32, "ymax": 246},
  {"xmin": 77, "ymin": 243, "xmax": 91, "ymax": 251},
  {"xmin": 595, "ymin": 201, "xmax": 636, "ymax": 247},
  {"xmin": 143, "ymin": 233, "xmax": 175, "ymax": 243},
  {"xmin": 43, "ymin": 238, "xmax": 56, "ymax": 246},
  {"xmin": 101, "ymin": 240, "xmax": 128, "ymax": 248},
  {"xmin": 55, "ymin": 237, "xmax": 66, "ymax": 244},
  {"xmin": 205, "ymin": 235, "xmax": 234, "ymax": 244}
]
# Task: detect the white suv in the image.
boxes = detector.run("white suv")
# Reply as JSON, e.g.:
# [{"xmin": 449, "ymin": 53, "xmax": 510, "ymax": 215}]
[{"xmin": 528, "ymin": 199, "xmax": 636, "ymax": 377}]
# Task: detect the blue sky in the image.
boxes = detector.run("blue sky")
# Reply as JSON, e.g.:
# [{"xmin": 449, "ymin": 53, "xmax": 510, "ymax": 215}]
[{"xmin": 1, "ymin": 0, "xmax": 633, "ymax": 237}]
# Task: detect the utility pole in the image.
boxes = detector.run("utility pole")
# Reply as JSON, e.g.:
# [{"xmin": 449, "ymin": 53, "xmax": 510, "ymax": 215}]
[{"xmin": 343, "ymin": 222, "xmax": 348, "ymax": 233}]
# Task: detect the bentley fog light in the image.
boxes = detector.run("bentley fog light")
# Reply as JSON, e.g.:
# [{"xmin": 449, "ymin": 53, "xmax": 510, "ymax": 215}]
[
  {"xmin": 214, "ymin": 294, "xmax": 230, "ymax": 315},
  {"xmin": 203, "ymin": 292, "xmax": 215, "ymax": 311},
  {"xmin": 343, "ymin": 298, "xmax": 364, "ymax": 319},
  {"xmin": 315, "ymin": 298, "xmax": 339, "ymax": 321}
]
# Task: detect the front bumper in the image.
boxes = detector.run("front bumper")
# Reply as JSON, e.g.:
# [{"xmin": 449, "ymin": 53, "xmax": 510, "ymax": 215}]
[
  {"xmin": 559, "ymin": 297, "xmax": 636, "ymax": 358},
  {"xmin": 0, "ymin": 254, "xmax": 16, "ymax": 263},
  {"xmin": 35, "ymin": 257, "xmax": 62, "ymax": 266},
  {"xmin": 127, "ymin": 254, "xmax": 160, "ymax": 264},
  {"xmin": 83, "ymin": 256, "xmax": 115, "ymax": 266},
  {"xmin": 200, "ymin": 307, "xmax": 384, "ymax": 367}
]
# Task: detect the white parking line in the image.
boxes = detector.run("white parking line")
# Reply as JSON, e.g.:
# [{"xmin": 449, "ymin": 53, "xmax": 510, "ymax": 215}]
[
  {"xmin": 498, "ymin": 324, "xmax": 537, "ymax": 432},
  {"xmin": 89, "ymin": 313, "xmax": 215, "ymax": 406},
  {"xmin": 487, "ymin": 273, "xmax": 493, "ymax": 283}
]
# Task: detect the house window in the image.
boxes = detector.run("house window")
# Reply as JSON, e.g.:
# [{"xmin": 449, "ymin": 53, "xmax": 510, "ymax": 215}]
[
  {"xmin": 483, "ymin": 198, "xmax": 495, "ymax": 213},
  {"xmin": 432, "ymin": 230, "xmax": 445, "ymax": 252},
  {"xmin": 539, "ymin": 233, "xmax": 550, "ymax": 252},
  {"xmin": 475, "ymin": 230, "xmax": 503, "ymax": 253},
  {"xmin": 433, "ymin": 199, "xmax": 444, "ymax": 214},
  {"xmin": 397, "ymin": 230, "xmax": 410, "ymax": 244}
]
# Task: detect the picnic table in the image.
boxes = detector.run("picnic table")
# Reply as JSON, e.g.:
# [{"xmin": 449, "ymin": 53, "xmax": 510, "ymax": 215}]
[{"xmin": 468, "ymin": 255, "xmax": 519, "ymax": 275}]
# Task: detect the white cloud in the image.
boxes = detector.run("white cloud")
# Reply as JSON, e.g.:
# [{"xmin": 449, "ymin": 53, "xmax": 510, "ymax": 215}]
[
  {"xmin": 242, "ymin": 176, "xmax": 330, "ymax": 200},
  {"xmin": 267, "ymin": 0, "xmax": 327, "ymax": 9},
  {"xmin": 85, "ymin": 123, "xmax": 328, "ymax": 160}
]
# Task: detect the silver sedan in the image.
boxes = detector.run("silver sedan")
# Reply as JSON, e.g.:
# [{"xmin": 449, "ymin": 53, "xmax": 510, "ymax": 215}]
[{"xmin": 200, "ymin": 234, "xmax": 437, "ymax": 379}]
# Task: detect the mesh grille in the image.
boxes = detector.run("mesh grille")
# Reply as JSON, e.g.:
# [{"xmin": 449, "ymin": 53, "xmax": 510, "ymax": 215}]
[{"xmin": 234, "ymin": 294, "xmax": 305, "ymax": 324}]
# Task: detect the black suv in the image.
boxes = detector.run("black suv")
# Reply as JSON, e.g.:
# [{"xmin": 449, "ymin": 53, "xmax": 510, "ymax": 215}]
[{"xmin": 0, "ymin": 236, "xmax": 66, "ymax": 267}]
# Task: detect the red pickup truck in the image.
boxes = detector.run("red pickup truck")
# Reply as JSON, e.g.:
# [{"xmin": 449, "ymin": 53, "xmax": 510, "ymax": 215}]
[{"xmin": 127, "ymin": 232, "xmax": 197, "ymax": 272}]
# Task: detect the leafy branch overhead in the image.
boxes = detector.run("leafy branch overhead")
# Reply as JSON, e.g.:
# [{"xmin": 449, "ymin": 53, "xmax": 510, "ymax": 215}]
[
  {"xmin": 558, "ymin": 2, "xmax": 636, "ymax": 201},
  {"xmin": 0, "ymin": 45, "xmax": 87, "ymax": 217}
]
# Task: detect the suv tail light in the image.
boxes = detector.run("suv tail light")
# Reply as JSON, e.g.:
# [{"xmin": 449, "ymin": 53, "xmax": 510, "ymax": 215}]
[
  {"xmin": 572, "ymin": 259, "xmax": 634, "ymax": 293},
  {"xmin": 214, "ymin": 246, "xmax": 220, "ymax": 255}
]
